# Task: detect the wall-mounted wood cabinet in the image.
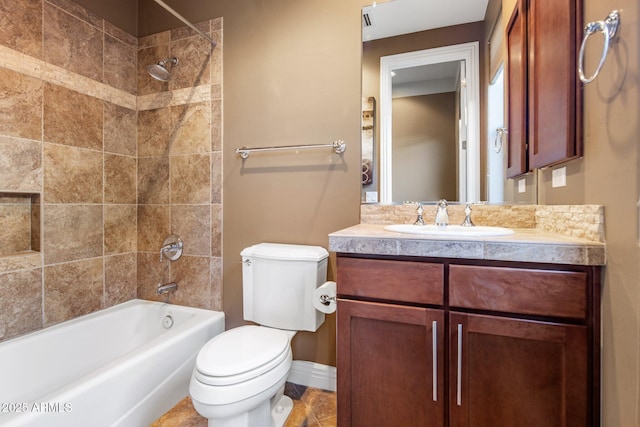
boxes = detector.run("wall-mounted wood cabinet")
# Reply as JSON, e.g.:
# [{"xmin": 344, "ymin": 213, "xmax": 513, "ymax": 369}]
[
  {"xmin": 506, "ymin": 0, "xmax": 582, "ymax": 178},
  {"xmin": 336, "ymin": 255, "xmax": 601, "ymax": 426}
]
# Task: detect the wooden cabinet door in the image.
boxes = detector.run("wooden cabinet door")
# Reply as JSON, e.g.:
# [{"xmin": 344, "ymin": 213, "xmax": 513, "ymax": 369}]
[
  {"xmin": 506, "ymin": 0, "xmax": 528, "ymax": 178},
  {"xmin": 337, "ymin": 299, "xmax": 445, "ymax": 427},
  {"xmin": 528, "ymin": 0, "xmax": 581, "ymax": 169},
  {"xmin": 449, "ymin": 313, "xmax": 588, "ymax": 427}
]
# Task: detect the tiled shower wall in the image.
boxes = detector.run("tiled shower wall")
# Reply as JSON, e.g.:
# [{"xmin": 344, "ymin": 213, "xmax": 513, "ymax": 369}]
[{"xmin": 0, "ymin": 0, "xmax": 222, "ymax": 342}]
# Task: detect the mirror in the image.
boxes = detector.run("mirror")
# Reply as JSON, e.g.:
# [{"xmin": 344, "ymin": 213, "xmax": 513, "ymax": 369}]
[
  {"xmin": 361, "ymin": 0, "xmax": 538, "ymax": 205},
  {"xmin": 379, "ymin": 43, "xmax": 480, "ymax": 203}
]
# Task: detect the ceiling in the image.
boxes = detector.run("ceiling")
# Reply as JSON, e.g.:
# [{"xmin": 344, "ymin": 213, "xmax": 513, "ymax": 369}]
[{"xmin": 362, "ymin": 0, "xmax": 490, "ymax": 41}]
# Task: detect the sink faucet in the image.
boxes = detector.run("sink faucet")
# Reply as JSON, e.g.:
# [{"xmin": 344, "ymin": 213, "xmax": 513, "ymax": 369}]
[
  {"xmin": 435, "ymin": 199, "xmax": 449, "ymax": 226},
  {"xmin": 413, "ymin": 203, "xmax": 426, "ymax": 225}
]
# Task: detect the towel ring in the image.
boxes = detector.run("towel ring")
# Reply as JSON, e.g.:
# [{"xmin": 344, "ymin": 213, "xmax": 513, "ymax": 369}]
[{"xmin": 578, "ymin": 10, "xmax": 620, "ymax": 84}]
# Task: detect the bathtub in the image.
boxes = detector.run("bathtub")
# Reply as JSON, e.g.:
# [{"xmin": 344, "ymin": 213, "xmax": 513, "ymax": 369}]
[{"xmin": 0, "ymin": 299, "xmax": 224, "ymax": 427}]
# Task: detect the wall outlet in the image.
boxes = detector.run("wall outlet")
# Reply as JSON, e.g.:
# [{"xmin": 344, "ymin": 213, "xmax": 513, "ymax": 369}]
[
  {"xmin": 365, "ymin": 191, "xmax": 378, "ymax": 203},
  {"xmin": 552, "ymin": 167, "xmax": 567, "ymax": 188},
  {"xmin": 518, "ymin": 179, "xmax": 526, "ymax": 193}
]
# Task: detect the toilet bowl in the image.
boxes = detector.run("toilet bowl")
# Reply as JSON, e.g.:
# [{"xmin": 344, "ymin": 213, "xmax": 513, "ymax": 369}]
[
  {"xmin": 190, "ymin": 326, "xmax": 296, "ymax": 427},
  {"xmin": 189, "ymin": 243, "xmax": 331, "ymax": 427}
]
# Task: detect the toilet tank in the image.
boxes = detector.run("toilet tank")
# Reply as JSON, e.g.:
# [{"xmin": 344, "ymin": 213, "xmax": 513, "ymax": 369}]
[{"xmin": 241, "ymin": 243, "xmax": 329, "ymax": 332}]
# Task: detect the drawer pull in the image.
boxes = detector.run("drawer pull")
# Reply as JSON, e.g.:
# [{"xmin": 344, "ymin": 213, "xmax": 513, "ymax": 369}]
[
  {"xmin": 432, "ymin": 320, "xmax": 438, "ymax": 402},
  {"xmin": 457, "ymin": 323, "xmax": 463, "ymax": 406}
]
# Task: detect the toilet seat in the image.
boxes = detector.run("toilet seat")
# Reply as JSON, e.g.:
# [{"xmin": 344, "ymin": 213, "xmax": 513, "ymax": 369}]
[{"xmin": 194, "ymin": 325, "xmax": 291, "ymax": 386}]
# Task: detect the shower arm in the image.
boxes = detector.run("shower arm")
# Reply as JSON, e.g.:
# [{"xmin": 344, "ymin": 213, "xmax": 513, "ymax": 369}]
[{"xmin": 153, "ymin": 0, "xmax": 217, "ymax": 47}]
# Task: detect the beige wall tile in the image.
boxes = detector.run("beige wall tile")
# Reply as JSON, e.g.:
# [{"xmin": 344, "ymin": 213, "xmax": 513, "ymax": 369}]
[
  {"xmin": 171, "ymin": 154, "xmax": 210, "ymax": 204},
  {"xmin": 209, "ymin": 29, "xmax": 222, "ymax": 86},
  {"xmin": 171, "ymin": 102, "xmax": 211, "ymax": 154},
  {"xmin": 169, "ymin": 36, "xmax": 212, "ymax": 91},
  {"xmin": 211, "ymin": 99, "xmax": 222, "ymax": 152},
  {"xmin": 210, "ymin": 257, "xmax": 222, "ymax": 311},
  {"xmin": 46, "ymin": 0, "xmax": 103, "ymax": 28},
  {"xmin": 43, "ymin": 2, "xmax": 103, "ymax": 82},
  {"xmin": 0, "ymin": 0, "xmax": 42, "ymax": 58},
  {"xmin": 137, "ymin": 204, "xmax": 170, "ymax": 253},
  {"xmin": 0, "ymin": 67, "xmax": 43, "ymax": 141},
  {"xmin": 104, "ymin": 204, "xmax": 136, "ymax": 255},
  {"xmin": 138, "ymin": 31, "xmax": 171, "ymax": 49},
  {"xmin": 0, "ymin": 203, "xmax": 31, "ymax": 256},
  {"xmin": 104, "ymin": 102, "xmax": 137, "ymax": 156},
  {"xmin": 104, "ymin": 21, "xmax": 137, "ymax": 47},
  {"xmin": 171, "ymin": 205, "xmax": 210, "ymax": 256},
  {"xmin": 138, "ymin": 107, "xmax": 172, "ymax": 156},
  {"xmin": 105, "ymin": 154, "xmax": 136, "ymax": 204},
  {"xmin": 105, "ymin": 253, "xmax": 137, "ymax": 307},
  {"xmin": 211, "ymin": 151, "xmax": 222, "ymax": 204},
  {"xmin": 0, "ymin": 136, "xmax": 42, "ymax": 192},
  {"xmin": 171, "ymin": 20, "xmax": 210, "ymax": 42},
  {"xmin": 43, "ymin": 204, "xmax": 103, "ymax": 264},
  {"xmin": 43, "ymin": 84, "xmax": 103, "ymax": 150},
  {"xmin": 211, "ymin": 204, "xmax": 221, "ymax": 257},
  {"xmin": 136, "ymin": 251, "xmax": 170, "ymax": 301},
  {"xmin": 43, "ymin": 143, "xmax": 103, "ymax": 203},
  {"xmin": 169, "ymin": 255, "xmax": 210, "ymax": 309},
  {"xmin": 44, "ymin": 258, "xmax": 103, "ymax": 326},
  {"xmin": 138, "ymin": 156, "xmax": 170, "ymax": 204},
  {"xmin": 104, "ymin": 34, "xmax": 137, "ymax": 95},
  {"xmin": 0, "ymin": 268, "xmax": 42, "ymax": 341}
]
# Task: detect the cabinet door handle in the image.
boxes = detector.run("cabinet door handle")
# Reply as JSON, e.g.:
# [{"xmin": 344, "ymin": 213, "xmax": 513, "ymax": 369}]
[
  {"xmin": 457, "ymin": 323, "xmax": 463, "ymax": 406},
  {"xmin": 432, "ymin": 320, "xmax": 438, "ymax": 402}
]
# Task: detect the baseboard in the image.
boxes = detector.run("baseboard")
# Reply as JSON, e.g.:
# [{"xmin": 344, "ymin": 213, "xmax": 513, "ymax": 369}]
[{"xmin": 287, "ymin": 360, "xmax": 336, "ymax": 392}]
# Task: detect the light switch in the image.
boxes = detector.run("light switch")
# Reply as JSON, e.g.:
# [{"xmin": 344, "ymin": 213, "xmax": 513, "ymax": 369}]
[
  {"xmin": 365, "ymin": 191, "xmax": 378, "ymax": 203},
  {"xmin": 518, "ymin": 179, "xmax": 526, "ymax": 193},
  {"xmin": 552, "ymin": 167, "xmax": 567, "ymax": 188}
]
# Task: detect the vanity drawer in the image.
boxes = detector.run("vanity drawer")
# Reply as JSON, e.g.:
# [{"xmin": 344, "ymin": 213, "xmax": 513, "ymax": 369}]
[
  {"xmin": 449, "ymin": 265, "xmax": 587, "ymax": 319},
  {"xmin": 337, "ymin": 257, "xmax": 443, "ymax": 305}
]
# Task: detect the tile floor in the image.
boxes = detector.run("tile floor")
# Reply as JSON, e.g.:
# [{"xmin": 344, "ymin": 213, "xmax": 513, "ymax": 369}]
[{"xmin": 151, "ymin": 382, "xmax": 336, "ymax": 427}]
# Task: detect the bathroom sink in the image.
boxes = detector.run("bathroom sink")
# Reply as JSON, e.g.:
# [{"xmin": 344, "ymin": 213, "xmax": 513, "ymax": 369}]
[{"xmin": 383, "ymin": 224, "xmax": 514, "ymax": 237}]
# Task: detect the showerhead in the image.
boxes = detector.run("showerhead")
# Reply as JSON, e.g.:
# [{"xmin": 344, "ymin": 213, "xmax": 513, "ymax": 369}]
[{"xmin": 146, "ymin": 57, "xmax": 179, "ymax": 82}]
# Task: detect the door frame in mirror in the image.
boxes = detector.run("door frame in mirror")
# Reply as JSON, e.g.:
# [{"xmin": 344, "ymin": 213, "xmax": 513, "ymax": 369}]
[{"xmin": 380, "ymin": 41, "xmax": 480, "ymax": 203}]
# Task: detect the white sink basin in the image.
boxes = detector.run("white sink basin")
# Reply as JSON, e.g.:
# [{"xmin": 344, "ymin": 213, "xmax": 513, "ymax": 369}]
[{"xmin": 383, "ymin": 224, "xmax": 514, "ymax": 237}]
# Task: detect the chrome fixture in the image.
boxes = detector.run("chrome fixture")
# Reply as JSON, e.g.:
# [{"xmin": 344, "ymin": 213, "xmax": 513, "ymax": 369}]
[
  {"xmin": 157, "ymin": 282, "xmax": 178, "ymax": 295},
  {"xmin": 319, "ymin": 293, "xmax": 336, "ymax": 307},
  {"xmin": 435, "ymin": 199, "xmax": 449, "ymax": 227},
  {"xmin": 578, "ymin": 10, "xmax": 620, "ymax": 84},
  {"xmin": 152, "ymin": 0, "xmax": 217, "ymax": 47},
  {"xmin": 460, "ymin": 203, "xmax": 475, "ymax": 227},
  {"xmin": 235, "ymin": 140, "xmax": 346, "ymax": 159},
  {"xmin": 413, "ymin": 203, "xmax": 426, "ymax": 226},
  {"xmin": 147, "ymin": 57, "xmax": 179, "ymax": 82},
  {"xmin": 160, "ymin": 234, "xmax": 183, "ymax": 262}
]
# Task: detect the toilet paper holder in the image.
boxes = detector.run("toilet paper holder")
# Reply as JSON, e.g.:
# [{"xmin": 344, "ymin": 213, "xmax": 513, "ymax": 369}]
[{"xmin": 319, "ymin": 293, "xmax": 336, "ymax": 306}]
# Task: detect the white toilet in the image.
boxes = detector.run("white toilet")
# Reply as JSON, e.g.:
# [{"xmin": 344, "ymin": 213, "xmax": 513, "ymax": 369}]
[{"xmin": 189, "ymin": 243, "xmax": 330, "ymax": 427}]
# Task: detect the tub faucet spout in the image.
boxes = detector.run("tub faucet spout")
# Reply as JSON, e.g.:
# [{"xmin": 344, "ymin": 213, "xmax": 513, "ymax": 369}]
[{"xmin": 157, "ymin": 282, "xmax": 178, "ymax": 295}]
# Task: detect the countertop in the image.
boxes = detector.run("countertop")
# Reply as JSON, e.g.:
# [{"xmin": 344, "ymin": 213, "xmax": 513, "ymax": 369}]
[{"xmin": 328, "ymin": 224, "xmax": 606, "ymax": 266}]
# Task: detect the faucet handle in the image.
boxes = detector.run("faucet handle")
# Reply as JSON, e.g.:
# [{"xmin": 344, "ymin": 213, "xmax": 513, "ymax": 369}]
[
  {"xmin": 160, "ymin": 234, "xmax": 183, "ymax": 262},
  {"xmin": 461, "ymin": 203, "xmax": 475, "ymax": 227},
  {"xmin": 413, "ymin": 203, "xmax": 425, "ymax": 226}
]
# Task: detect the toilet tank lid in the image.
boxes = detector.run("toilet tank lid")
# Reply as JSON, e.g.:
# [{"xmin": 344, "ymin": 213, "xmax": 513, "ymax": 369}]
[{"xmin": 241, "ymin": 243, "xmax": 328, "ymax": 262}]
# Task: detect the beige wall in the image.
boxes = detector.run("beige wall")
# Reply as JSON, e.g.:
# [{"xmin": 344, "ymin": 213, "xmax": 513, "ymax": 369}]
[{"xmin": 392, "ymin": 93, "xmax": 457, "ymax": 201}]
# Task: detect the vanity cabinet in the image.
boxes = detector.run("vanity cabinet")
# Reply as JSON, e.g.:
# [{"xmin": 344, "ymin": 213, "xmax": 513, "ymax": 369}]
[
  {"xmin": 506, "ymin": 0, "xmax": 582, "ymax": 178},
  {"xmin": 336, "ymin": 256, "xmax": 600, "ymax": 427}
]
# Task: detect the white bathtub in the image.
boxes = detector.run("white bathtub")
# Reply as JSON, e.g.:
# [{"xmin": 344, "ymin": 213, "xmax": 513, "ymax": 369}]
[{"xmin": 0, "ymin": 299, "xmax": 224, "ymax": 427}]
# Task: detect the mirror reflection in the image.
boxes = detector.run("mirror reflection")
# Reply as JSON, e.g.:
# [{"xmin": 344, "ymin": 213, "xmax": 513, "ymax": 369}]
[{"xmin": 361, "ymin": 0, "xmax": 537, "ymax": 205}]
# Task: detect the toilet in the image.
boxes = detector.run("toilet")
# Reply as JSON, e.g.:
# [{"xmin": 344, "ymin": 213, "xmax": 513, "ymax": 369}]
[{"xmin": 189, "ymin": 243, "xmax": 330, "ymax": 427}]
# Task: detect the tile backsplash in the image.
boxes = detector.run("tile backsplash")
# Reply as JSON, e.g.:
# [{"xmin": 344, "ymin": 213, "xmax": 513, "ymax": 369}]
[
  {"xmin": 0, "ymin": 0, "xmax": 223, "ymax": 342},
  {"xmin": 360, "ymin": 203, "xmax": 605, "ymax": 243}
]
